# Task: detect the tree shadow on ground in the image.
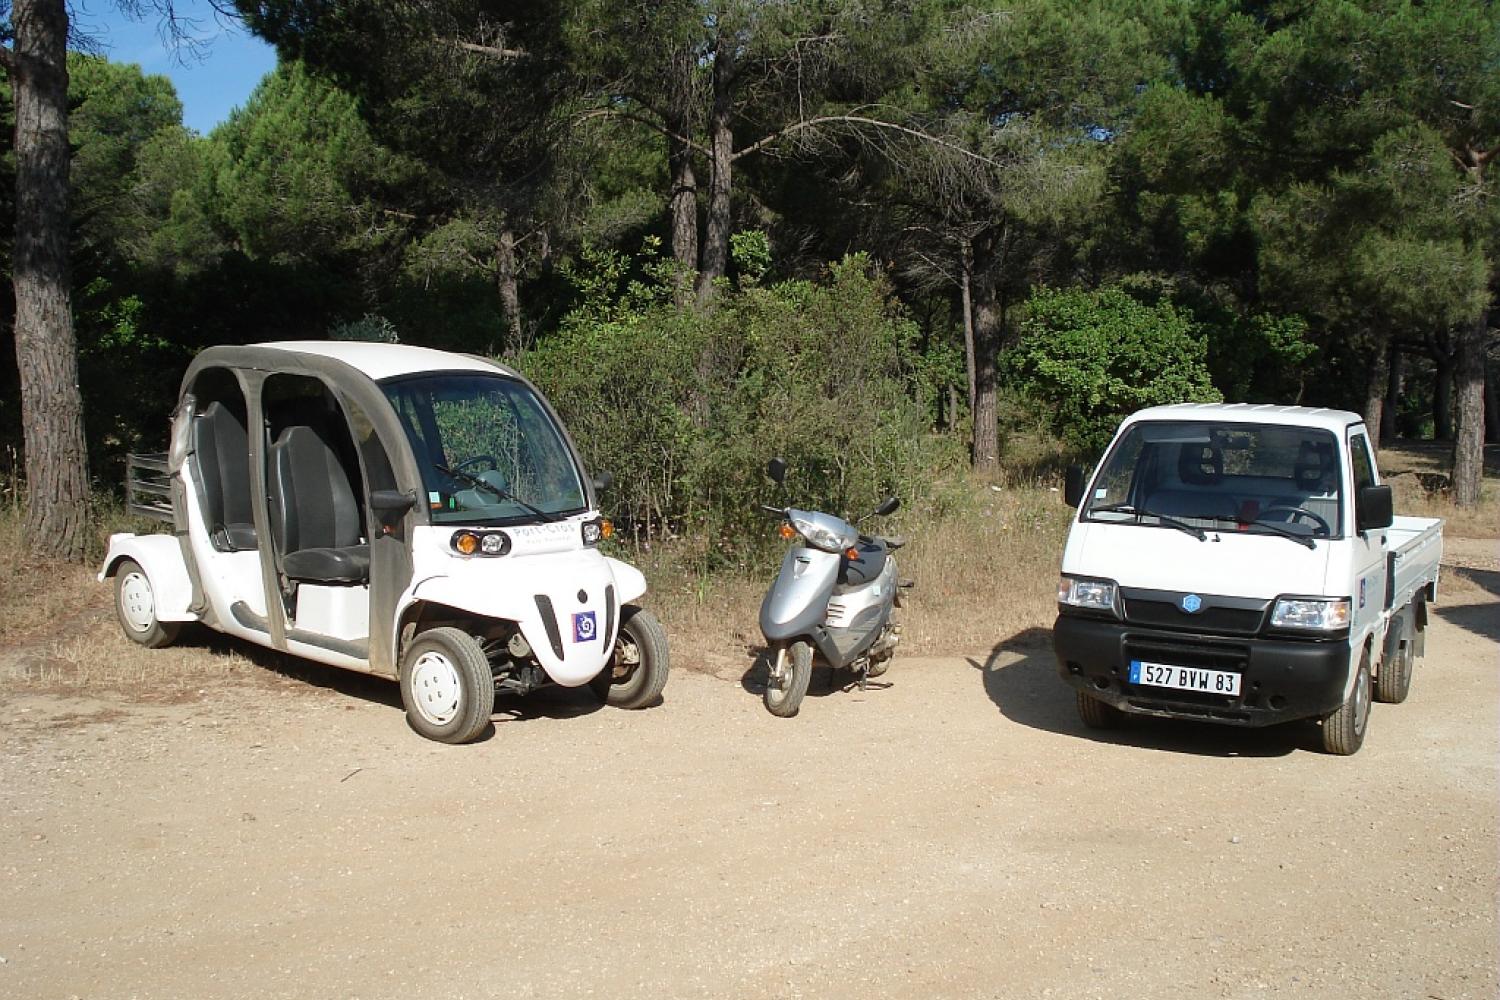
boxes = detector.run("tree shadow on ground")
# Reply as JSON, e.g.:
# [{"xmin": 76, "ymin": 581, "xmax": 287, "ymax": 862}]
[
  {"xmin": 968, "ymin": 627, "xmax": 1313, "ymax": 758},
  {"xmin": 1436, "ymin": 573, "xmax": 1500, "ymax": 644}
]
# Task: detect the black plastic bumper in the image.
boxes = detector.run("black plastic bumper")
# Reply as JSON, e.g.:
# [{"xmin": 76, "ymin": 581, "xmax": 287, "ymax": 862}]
[{"xmin": 1053, "ymin": 613, "xmax": 1352, "ymax": 727}]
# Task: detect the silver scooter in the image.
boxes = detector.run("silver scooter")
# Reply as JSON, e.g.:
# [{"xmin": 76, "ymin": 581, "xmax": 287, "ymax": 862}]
[{"xmin": 756, "ymin": 458, "xmax": 910, "ymax": 717}]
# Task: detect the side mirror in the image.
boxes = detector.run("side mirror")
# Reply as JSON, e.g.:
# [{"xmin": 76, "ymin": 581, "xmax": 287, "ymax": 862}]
[
  {"xmin": 1356, "ymin": 484, "xmax": 1393, "ymax": 532},
  {"xmin": 1063, "ymin": 465, "xmax": 1086, "ymax": 508},
  {"xmin": 767, "ymin": 457, "xmax": 787, "ymax": 485},
  {"xmin": 592, "ymin": 471, "xmax": 613, "ymax": 492},
  {"xmin": 875, "ymin": 496, "xmax": 900, "ymax": 517},
  {"xmin": 370, "ymin": 489, "xmax": 417, "ymax": 515}
]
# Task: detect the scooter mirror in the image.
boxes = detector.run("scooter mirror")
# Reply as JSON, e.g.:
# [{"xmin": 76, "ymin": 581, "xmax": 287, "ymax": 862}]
[
  {"xmin": 767, "ymin": 457, "xmax": 787, "ymax": 484},
  {"xmin": 875, "ymin": 496, "xmax": 900, "ymax": 517},
  {"xmin": 592, "ymin": 471, "xmax": 614, "ymax": 492}
]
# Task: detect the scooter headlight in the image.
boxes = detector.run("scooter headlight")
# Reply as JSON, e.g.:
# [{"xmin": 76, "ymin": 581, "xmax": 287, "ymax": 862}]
[{"xmin": 788, "ymin": 513, "xmax": 856, "ymax": 553}]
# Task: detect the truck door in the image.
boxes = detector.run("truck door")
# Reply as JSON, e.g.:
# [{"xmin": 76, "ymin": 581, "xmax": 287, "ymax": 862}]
[{"xmin": 1347, "ymin": 431, "xmax": 1386, "ymax": 637}]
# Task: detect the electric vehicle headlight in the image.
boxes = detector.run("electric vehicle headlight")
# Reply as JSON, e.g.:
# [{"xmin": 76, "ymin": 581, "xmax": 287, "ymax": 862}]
[
  {"xmin": 1057, "ymin": 575, "xmax": 1118, "ymax": 613},
  {"xmin": 788, "ymin": 513, "xmax": 855, "ymax": 553},
  {"xmin": 1270, "ymin": 597, "xmax": 1350, "ymax": 631}
]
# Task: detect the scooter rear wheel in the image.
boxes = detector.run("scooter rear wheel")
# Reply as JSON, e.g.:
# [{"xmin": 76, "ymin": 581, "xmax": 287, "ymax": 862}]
[{"xmin": 764, "ymin": 640, "xmax": 812, "ymax": 717}]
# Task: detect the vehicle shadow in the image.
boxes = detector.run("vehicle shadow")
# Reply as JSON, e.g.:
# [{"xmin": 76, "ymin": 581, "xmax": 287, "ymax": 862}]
[
  {"xmin": 969, "ymin": 628, "xmax": 1313, "ymax": 758},
  {"xmin": 738, "ymin": 646, "xmax": 892, "ymax": 703},
  {"xmin": 194, "ymin": 628, "xmax": 613, "ymax": 738}
]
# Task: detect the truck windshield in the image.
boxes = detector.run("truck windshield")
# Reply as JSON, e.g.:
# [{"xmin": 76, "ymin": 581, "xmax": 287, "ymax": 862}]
[
  {"xmin": 1082, "ymin": 421, "xmax": 1343, "ymax": 540},
  {"xmin": 382, "ymin": 373, "xmax": 587, "ymax": 525}
]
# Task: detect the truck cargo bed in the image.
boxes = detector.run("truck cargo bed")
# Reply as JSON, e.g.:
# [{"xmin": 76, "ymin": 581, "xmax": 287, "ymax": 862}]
[{"xmin": 1386, "ymin": 515, "xmax": 1443, "ymax": 612}]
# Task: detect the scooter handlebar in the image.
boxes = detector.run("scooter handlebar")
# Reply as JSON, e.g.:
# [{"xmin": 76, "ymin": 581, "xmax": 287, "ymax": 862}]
[{"xmin": 758, "ymin": 504, "xmax": 787, "ymax": 517}]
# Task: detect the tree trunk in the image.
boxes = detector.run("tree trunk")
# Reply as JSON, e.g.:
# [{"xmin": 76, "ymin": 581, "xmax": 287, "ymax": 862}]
[
  {"xmin": 667, "ymin": 44, "xmax": 697, "ymax": 304},
  {"xmin": 1362, "ymin": 335, "xmax": 1390, "ymax": 452},
  {"xmin": 695, "ymin": 37, "xmax": 734, "ymax": 303},
  {"xmin": 496, "ymin": 228, "xmax": 522, "ymax": 355},
  {"xmin": 1452, "ymin": 307, "xmax": 1489, "ymax": 507},
  {"xmin": 970, "ymin": 267, "xmax": 1002, "ymax": 473},
  {"xmin": 8, "ymin": 0, "xmax": 90, "ymax": 562},
  {"xmin": 1381, "ymin": 345, "xmax": 1401, "ymax": 444},
  {"xmin": 959, "ymin": 237, "xmax": 976, "ymax": 410},
  {"xmin": 1433, "ymin": 352, "xmax": 1454, "ymax": 441},
  {"xmin": 1484, "ymin": 356, "xmax": 1499, "ymax": 444}
]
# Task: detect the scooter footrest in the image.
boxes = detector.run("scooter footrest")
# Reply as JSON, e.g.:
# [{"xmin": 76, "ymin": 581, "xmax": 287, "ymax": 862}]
[{"xmin": 897, "ymin": 578, "xmax": 915, "ymax": 589}]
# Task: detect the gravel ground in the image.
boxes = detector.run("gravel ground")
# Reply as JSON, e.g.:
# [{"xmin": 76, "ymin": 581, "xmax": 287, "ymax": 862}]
[{"xmin": 1, "ymin": 570, "xmax": 1495, "ymax": 1000}]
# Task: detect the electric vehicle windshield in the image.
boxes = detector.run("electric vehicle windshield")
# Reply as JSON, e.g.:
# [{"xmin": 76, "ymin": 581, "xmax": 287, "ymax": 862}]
[
  {"xmin": 382, "ymin": 373, "xmax": 587, "ymax": 525},
  {"xmin": 1082, "ymin": 421, "xmax": 1345, "ymax": 542}
]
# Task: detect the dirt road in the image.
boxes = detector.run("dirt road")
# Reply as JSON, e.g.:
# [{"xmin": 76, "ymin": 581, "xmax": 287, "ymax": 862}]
[{"xmin": 2, "ymin": 583, "xmax": 1496, "ymax": 1000}]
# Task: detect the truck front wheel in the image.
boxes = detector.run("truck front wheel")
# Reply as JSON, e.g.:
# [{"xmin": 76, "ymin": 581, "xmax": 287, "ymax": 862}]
[
  {"xmin": 1321, "ymin": 647, "xmax": 1371, "ymax": 755},
  {"xmin": 1076, "ymin": 690, "xmax": 1124, "ymax": 729}
]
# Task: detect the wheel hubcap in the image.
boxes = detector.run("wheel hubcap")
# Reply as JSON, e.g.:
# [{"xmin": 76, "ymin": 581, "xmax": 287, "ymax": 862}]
[
  {"xmin": 410, "ymin": 651, "xmax": 462, "ymax": 726},
  {"xmin": 119, "ymin": 572, "xmax": 155, "ymax": 633}
]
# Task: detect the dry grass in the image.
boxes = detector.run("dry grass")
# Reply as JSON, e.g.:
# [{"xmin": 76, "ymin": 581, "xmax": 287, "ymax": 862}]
[
  {"xmin": 1379, "ymin": 440, "xmax": 1500, "ymax": 539},
  {"xmin": 642, "ymin": 475, "xmax": 1072, "ymax": 675}
]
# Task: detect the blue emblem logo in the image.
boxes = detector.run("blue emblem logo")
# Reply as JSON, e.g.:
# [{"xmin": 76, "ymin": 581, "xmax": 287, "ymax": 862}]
[
  {"xmin": 1180, "ymin": 594, "xmax": 1203, "ymax": 614},
  {"xmin": 572, "ymin": 611, "xmax": 597, "ymax": 642}
]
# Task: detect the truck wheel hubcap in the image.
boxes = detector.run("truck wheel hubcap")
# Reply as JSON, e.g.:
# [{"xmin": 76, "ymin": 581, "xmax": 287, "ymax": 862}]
[
  {"xmin": 119, "ymin": 572, "xmax": 155, "ymax": 632},
  {"xmin": 411, "ymin": 652, "xmax": 462, "ymax": 726}
]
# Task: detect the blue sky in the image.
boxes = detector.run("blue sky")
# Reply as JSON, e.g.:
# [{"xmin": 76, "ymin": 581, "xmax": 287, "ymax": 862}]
[{"xmin": 71, "ymin": 1, "xmax": 279, "ymax": 135}]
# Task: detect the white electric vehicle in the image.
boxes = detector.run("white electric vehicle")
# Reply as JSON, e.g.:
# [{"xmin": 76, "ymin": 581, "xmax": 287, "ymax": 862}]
[
  {"xmin": 102, "ymin": 341, "xmax": 669, "ymax": 743},
  {"xmin": 1055, "ymin": 403, "xmax": 1442, "ymax": 755}
]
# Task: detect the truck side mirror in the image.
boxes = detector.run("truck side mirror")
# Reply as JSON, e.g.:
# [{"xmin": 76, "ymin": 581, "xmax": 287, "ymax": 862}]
[
  {"xmin": 1356, "ymin": 484, "xmax": 1393, "ymax": 532},
  {"xmin": 1063, "ymin": 465, "xmax": 1085, "ymax": 508},
  {"xmin": 592, "ymin": 471, "xmax": 613, "ymax": 492},
  {"xmin": 767, "ymin": 457, "xmax": 787, "ymax": 485}
]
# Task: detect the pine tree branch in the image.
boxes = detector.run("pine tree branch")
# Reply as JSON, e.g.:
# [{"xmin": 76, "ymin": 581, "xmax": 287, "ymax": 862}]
[{"xmin": 731, "ymin": 113, "xmax": 1003, "ymax": 168}]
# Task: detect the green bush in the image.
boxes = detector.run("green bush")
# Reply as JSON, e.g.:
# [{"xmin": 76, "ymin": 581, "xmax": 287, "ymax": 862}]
[
  {"xmin": 520, "ymin": 245, "xmax": 963, "ymax": 567},
  {"xmin": 1006, "ymin": 285, "xmax": 1221, "ymax": 456}
]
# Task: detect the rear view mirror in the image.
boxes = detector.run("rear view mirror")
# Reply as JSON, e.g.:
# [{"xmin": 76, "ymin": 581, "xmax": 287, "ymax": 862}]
[
  {"xmin": 767, "ymin": 457, "xmax": 787, "ymax": 485},
  {"xmin": 1356, "ymin": 484, "xmax": 1393, "ymax": 532},
  {"xmin": 1063, "ymin": 465, "xmax": 1085, "ymax": 508},
  {"xmin": 875, "ymin": 496, "xmax": 900, "ymax": 517}
]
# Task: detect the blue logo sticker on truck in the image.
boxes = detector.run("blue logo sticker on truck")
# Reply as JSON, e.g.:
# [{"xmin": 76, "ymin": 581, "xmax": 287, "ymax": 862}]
[
  {"xmin": 573, "ymin": 611, "xmax": 597, "ymax": 642},
  {"xmin": 1180, "ymin": 594, "xmax": 1203, "ymax": 614}
]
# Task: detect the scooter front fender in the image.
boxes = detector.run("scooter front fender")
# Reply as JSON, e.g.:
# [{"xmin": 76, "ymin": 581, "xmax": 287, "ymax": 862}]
[{"xmin": 760, "ymin": 547, "xmax": 839, "ymax": 643}]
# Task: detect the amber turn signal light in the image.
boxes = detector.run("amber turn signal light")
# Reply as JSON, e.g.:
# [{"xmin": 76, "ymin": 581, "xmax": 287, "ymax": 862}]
[{"xmin": 779, "ymin": 522, "xmax": 797, "ymax": 540}]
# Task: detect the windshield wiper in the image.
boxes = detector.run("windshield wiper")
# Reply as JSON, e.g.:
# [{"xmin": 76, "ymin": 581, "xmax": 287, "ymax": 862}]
[
  {"xmin": 1089, "ymin": 503, "xmax": 1206, "ymax": 542},
  {"xmin": 1184, "ymin": 512, "xmax": 1317, "ymax": 550},
  {"xmin": 435, "ymin": 463, "xmax": 560, "ymax": 523}
]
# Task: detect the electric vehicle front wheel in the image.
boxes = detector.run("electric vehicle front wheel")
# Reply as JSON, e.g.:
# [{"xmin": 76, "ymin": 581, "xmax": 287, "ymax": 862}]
[
  {"xmin": 400, "ymin": 627, "xmax": 495, "ymax": 744},
  {"xmin": 590, "ymin": 605, "xmax": 670, "ymax": 709}
]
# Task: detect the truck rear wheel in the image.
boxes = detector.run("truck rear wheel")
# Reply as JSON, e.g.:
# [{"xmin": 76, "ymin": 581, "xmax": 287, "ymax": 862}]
[
  {"xmin": 114, "ymin": 559, "xmax": 181, "ymax": 649},
  {"xmin": 1321, "ymin": 647, "xmax": 1371, "ymax": 755},
  {"xmin": 1076, "ymin": 690, "xmax": 1124, "ymax": 729},
  {"xmin": 1375, "ymin": 611, "xmax": 1414, "ymax": 704}
]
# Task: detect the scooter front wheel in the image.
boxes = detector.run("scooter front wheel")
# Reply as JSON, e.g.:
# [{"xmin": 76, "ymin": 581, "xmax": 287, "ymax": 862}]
[{"xmin": 764, "ymin": 640, "xmax": 812, "ymax": 717}]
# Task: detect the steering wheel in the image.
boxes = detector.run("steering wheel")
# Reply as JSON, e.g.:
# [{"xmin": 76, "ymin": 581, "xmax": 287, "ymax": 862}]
[
  {"xmin": 452, "ymin": 455, "xmax": 499, "ymax": 474},
  {"xmin": 1260, "ymin": 505, "xmax": 1331, "ymax": 534}
]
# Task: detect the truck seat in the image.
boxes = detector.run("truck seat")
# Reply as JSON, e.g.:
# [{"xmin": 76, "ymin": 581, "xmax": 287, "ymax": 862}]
[
  {"xmin": 268, "ymin": 425, "xmax": 370, "ymax": 584},
  {"xmin": 193, "ymin": 402, "xmax": 257, "ymax": 551}
]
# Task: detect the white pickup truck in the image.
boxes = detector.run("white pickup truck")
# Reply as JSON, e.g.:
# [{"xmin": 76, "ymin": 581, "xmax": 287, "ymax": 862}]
[{"xmin": 1054, "ymin": 403, "xmax": 1443, "ymax": 755}]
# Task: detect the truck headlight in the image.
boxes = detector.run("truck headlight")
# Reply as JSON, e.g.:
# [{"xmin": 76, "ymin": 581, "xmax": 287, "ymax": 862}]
[
  {"xmin": 1058, "ymin": 575, "xmax": 1118, "ymax": 613},
  {"xmin": 1270, "ymin": 597, "xmax": 1351, "ymax": 631}
]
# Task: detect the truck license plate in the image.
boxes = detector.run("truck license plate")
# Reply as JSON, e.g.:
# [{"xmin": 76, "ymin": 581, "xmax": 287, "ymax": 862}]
[{"xmin": 1129, "ymin": 659, "xmax": 1242, "ymax": 696}]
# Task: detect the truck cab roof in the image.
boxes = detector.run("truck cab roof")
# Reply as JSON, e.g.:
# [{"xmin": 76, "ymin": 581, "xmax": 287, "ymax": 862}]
[{"xmin": 1124, "ymin": 403, "xmax": 1365, "ymax": 436}]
